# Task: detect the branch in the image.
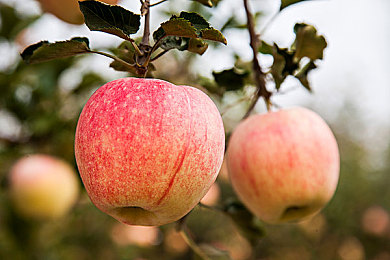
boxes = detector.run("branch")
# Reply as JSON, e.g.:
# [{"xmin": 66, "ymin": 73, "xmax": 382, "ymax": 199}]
[
  {"xmin": 243, "ymin": 0, "xmax": 271, "ymax": 118},
  {"xmin": 141, "ymin": 0, "xmax": 151, "ymax": 46}
]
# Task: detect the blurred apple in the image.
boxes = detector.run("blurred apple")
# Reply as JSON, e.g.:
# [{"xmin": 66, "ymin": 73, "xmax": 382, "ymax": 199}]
[
  {"xmin": 362, "ymin": 205, "xmax": 389, "ymax": 236},
  {"xmin": 163, "ymin": 228, "xmax": 188, "ymax": 254},
  {"xmin": 75, "ymin": 77, "xmax": 225, "ymax": 226},
  {"xmin": 36, "ymin": 0, "xmax": 119, "ymax": 25},
  {"xmin": 227, "ymin": 107, "xmax": 340, "ymax": 224},
  {"xmin": 110, "ymin": 223, "xmax": 159, "ymax": 247},
  {"xmin": 9, "ymin": 154, "xmax": 79, "ymax": 219},
  {"xmin": 338, "ymin": 237, "xmax": 365, "ymax": 260}
]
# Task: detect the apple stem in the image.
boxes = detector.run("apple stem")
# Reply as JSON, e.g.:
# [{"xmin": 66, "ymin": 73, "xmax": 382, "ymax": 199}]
[{"xmin": 242, "ymin": 0, "xmax": 272, "ymax": 116}]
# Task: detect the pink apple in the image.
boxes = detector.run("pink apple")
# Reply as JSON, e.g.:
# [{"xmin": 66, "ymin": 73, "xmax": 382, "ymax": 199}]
[
  {"xmin": 227, "ymin": 107, "xmax": 339, "ymax": 224},
  {"xmin": 75, "ymin": 77, "xmax": 225, "ymax": 226},
  {"xmin": 9, "ymin": 154, "xmax": 80, "ymax": 219},
  {"xmin": 36, "ymin": 0, "xmax": 119, "ymax": 25}
]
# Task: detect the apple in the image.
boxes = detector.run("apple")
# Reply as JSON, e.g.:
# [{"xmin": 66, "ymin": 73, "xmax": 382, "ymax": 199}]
[
  {"xmin": 227, "ymin": 107, "xmax": 339, "ymax": 224},
  {"xmin": 75, "ymin": 77, "xmax": 225, "ymax": 226},
  {"xmin": 9, "ymin": 154, "xmax": 80, "ymax": 219},
  {"xmin": 36, "ymin": 0, "xmax": 119, "ymax": 25}
]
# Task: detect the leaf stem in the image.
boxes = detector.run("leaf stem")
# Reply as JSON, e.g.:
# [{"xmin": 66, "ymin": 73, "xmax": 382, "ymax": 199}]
[
  {"xmin": 150, "ymin": 49, "xmax": 169, "ymax": 61},
  {"xmin": 88, "ymin": 50, "xmax": 136, "ymax": 73},
  {"xmin": 150, "ymin": 0, "xmax": 169, "ymax": 7},
  {"xmin": 242, "ymin": 0, "xmax": 271, "ymax": 117},
  {"xmin": 176, "ymin": 216, "xmax": 211, "ymax": 260}
]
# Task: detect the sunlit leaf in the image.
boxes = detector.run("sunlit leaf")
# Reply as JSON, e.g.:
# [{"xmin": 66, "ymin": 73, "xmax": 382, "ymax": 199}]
[
  {"xmin": 21, "ymin": 37, "xmax": 90, "ymax": 64},
  {"xmin": 79, "ymin": 0, "xmax": 140, "ymax": 41},
  {"xmin": 188, "ymin": 38, "xmax": 209, "ymax": 55},
  {"xmin": 292, "ymin": 23, "xmax": 327, "ymax": 61},
  {"xmin": 200, "ymin": 28, "xmax": 227, "ymax": 45}
]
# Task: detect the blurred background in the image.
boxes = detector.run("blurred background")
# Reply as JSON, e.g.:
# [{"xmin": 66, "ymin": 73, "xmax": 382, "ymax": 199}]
[{"xmin": 0, "ymin": 0, "xmax": 389, "ymax": 259}]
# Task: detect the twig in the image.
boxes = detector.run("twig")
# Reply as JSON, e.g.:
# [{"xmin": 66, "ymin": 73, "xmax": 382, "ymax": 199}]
[
  {"xmin": 220, "ymin": 96, "xmax": 251, "ymax": 116},
  {"xmin": 176, "ymin": 216, "xmax": 211, "ymax": 260},
  {"xmin": 150, "ymin": 0, "xmax": 169, "ymax": 7},
  {"xmin": 242, "ymin": 0, "xmax": 271, "ymax": 118},
  {"xmin": 88, "ymin": 50, "xmax": 136, "ymax": 73},
  {"xmin": 141, "ymin": 0, "xmax": 151, "ymax": 46}
]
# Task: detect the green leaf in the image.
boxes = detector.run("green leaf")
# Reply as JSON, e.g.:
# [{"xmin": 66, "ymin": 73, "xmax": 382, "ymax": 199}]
[
  {"xmin": 192, "ymin": 0, "xmax": 213, "ymax": 7},
  {"xmin": 292, "ymin": 23, "xmax": 327, "ymax": 61},
  {"xmin": 21, "ymin": 37, "xmax": 91, "ymax": 64},
  {"xmin": 179, "ymin": 12, "xmax": 210, "ymax": 31},
  {"xmin": 161, "ymin": 18, "xmax": 198, "ymax": 39},
  {"xmin": 200, "ymin": 28, "xmax": 227, "ymax": 45},
  {"xmin": 258, "ymin": 40, "xmax": 274, "ymax": 55},
  {"xmin": 270, "ymin": 44, "xmax": 299, "ymax": 90},
  {"xmin": 295, "ymin": 60, "xmax": 317, "ymax": 91},
  {"xmin": 280, "ymin": 0, "xmax": 314, "ymax": 11},
  {"xmin": 79, "ymin": 0, "xmax": 140, "ymax": 41},
  {"xmin": 213, "ymin": 68, "xmax": 249, "ymax": 91},
  {"xmin": 224, "ymin": 200, "xmax": 265, "ymax": 246}
]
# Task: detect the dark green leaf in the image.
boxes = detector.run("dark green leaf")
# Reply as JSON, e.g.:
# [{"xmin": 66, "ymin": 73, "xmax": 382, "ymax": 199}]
[
  {"xmin": 270, "ymin": 44, "xmax": 299, "ymax": 90},
  {"xmin": 21, "ymin": 37, "xmax": 90, "ymax": 64},
  {"xmin": 192, "ymin": 0, "xmax": 213, "ymax": 7},
  {"xmin": 200, "ymin": 28, "xmax": 227, "ymax": 45},
  {"xmin": 213, "ymin": 68, "xmax": 248, "ymax": 91},
  {"xmin": 79, "ymin": 0, "xmax": 140, "ymax": 41},
  {"xmin": 295, "ymin": 60, "xmax": 317, "ymax": 91},
  {"xmin": 292, "ymin": 23, "xmax": 327, "ymax": 61},
  {"xmin": 224, "ymin": 200, "xmax": 265, "ymax": 246},
  {"xmin": 258, "ymin": 40, "xmax": 274, "ymax": 55},
  {"xmin": 280, "ymin": 0, "xmax": 314, "ymax": 11},
  {"xmin": 179, "ymin": 12, "xmax": 210, "ymax": 31}
]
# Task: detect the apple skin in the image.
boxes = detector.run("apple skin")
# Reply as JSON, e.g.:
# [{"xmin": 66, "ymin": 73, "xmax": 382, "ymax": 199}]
[
  {"xmin": 36, "ymin": 0, "xmax": 119, "ymax": 25},
  {"xmin": 75, "ymin": 77, "xmax": 225, "ymax": 226},
  {"xmin": 227, "ymin": 107, "xmax": 339, "ymax": 224},
  {"xmin": 9, "ymin": 154, "xmax": 80, "ymax": 219}
]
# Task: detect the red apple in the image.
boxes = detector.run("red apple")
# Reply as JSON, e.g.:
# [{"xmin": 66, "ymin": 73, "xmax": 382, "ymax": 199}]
[
  {"xmin": 75, "ymin": 77, "xmax": 225, "ymax": 226},
  {"xmin": 36, "ymin": 0, "xmax": 119, "ymax": 25},
  {"xmin": 227, "ymin": 107, "xmax": 339, "ymax": 224},
  {"xmin": 9, "ymin": 154, "xmax": 80, "ymax": 219}
]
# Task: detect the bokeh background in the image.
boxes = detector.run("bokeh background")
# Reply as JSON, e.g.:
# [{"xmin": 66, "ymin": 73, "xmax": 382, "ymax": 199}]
[{"xmin": 0, "ymin": 0, "xmax": 389, "ymax": 259}]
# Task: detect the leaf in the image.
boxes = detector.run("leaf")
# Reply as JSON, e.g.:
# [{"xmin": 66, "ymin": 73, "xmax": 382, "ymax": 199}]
[
  {"xmin": 213, "ymin": 68, "xmax": 249, "ymax": 91},
  {"xmin": 258, "ymin": 40, "xmax": 274, "ymax": 55},
  {"xmin": 161, "ymin": 18, "xmax": 198, "ymax": 39},
  {"xmin": 270, "ymin": 44, "xmax": 299, "ymax": 90},
  {"xmin": 224, "ymin": 200, "xmax": 265, "ymax": 246},
  {"xmin": 295, "ymin": 60, "xmax": 317, "ymax": 91},
  {"xmin": 192, "ymin": 0, "xmax": 213, "ymax": 7},
  {"xmin": 21, "ymin": 37, "xmax": 91, "ymax": 64},
  {"xmin": 280, "ymin": 0, "xmax": 314, "ymax": 11},
  {"xmin": 79, "ymin": 0, "xmax": 140, "ymax": 41},
  {"xmin": 200, "ymin": 28, "xmax": 227, "ymax": 45},
  {"xmin": 152, "ymin": 12, "xmax": 226, "ymax": 55},
  {"xmin": 292, "ymin": 23, "xmax": 327, "ymax": 61}
]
